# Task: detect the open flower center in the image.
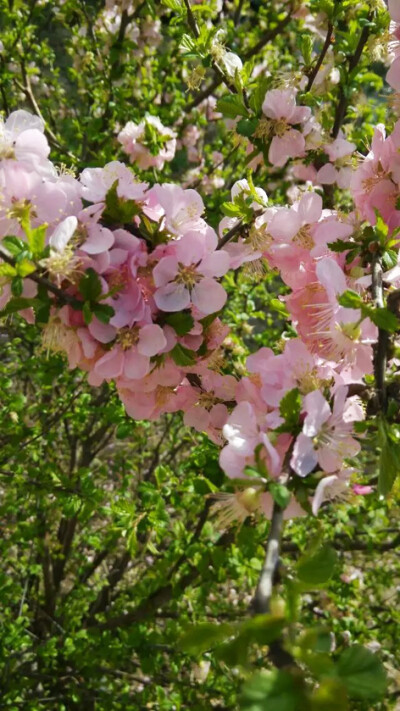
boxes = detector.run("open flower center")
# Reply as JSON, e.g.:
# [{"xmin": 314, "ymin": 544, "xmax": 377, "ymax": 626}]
[
  {"xmin": 176, "ymin": 263, "xmax": 201, "ymax": 288},
  {"xmin": 293, "ymin": 225, "xmax": 314, "ymax": 250},
  {"xmin": 197, "ymin": 391, "xmax": 218, "ymax": 410},
  {"xmin": 253, "ymin": 117, "xmax": 289, "ymax": 141},
  {"xmin": 361, "ymin": 165, "xmax": 387, "ymax": 193},
  {"xmin": 6, "ymin": 198, "xmax": 36, "ymax": 221},
  {"xmin": 42, "ymin": 248, "xmax": 82, "ymax": 285},
  {"xmin": 116, "ymin": 327, "xmax": 139, "ymax": 350}
]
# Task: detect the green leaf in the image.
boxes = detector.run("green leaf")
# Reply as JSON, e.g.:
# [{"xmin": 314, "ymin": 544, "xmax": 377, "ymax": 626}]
[
  {"xmin": 249, "ymin": 76, "xmax": 271, "ymax": 114},
  {"xmin": 279, "ymin": 388, "xmax": 302, "ymax": 431},
  {"xmin": 79, "ymin": 268, "xmax": 102, "ymax": 302},
  {"xmin": 170, "ymin": 343, "xmax": 196, "ymax": 366},
  {"xmin": 326, "ymin": 239, "xmax": 353, "ymax": 253},
  {"xmin": 16, "ymin": 258, "xmax": 36, "ymax": 277},
  {"xmin": 164, "ymin": 311, "xmax": 194, "ymax": 336},
  {"xmin": 2, "ymin": 236, "xmax": 25, "ymax": 256},
  {"xmin": 0, "ymin": 297, "xmax": 39, "ymax": 316},
  {"xmin": 297, "ymin": 544, "xmax": 337, "ymax": 585},
  {"xmin": 269, "ymin": 483, "xmax": 291, "ymax": 509},
  {"xmin": 162, "ymin": 0, "xmax": 183, "ymax": 10},
  {"xmin": 27, "ymin": 223, "xmax": 47, "ymax": 257},
  {"xmin": 382, "ymin": 248, "xmax": 398, "ymax": 270},
  {"xmin": 335, "ymin": 645, "xmax": 387, "ymax": 700},
  {"xmin": 377, "ymin": 418, "xmax": 400, "ymax": 495},
  {"xmin": 216, "ymin": 94, "xmax": 249, "ymax": 119},
  {"xmin": 368, "ymin": 307, "xmax": 399, "ymax": 333},
  {"xmin": 180, "ymin": 622, "xmax": 233, "ymax": 654},
  {"xmin": 11, "ymin": 276, "xmax": 23, "ymax": 297},
  {"xmin": 82, "ymin": 301, "xmax": 93, "ymax": 325},
  {"xmin": 240, "ymin": 670, "xmax": 299, "ymax": 711},
  {"xmin": 93, "ymin": 303, "xmax": 115, "ymax": 324},
  {"xmin": 221, "ymin": 201, "xmax": 243, "ymax": 218},
  {"xmin": 310, "ymin": 679, "xmax": 349, "ymax": 710},
  {"xmin": 103, "ymin": 179, "xmax": 140, "ymax": 223},
  {"xmin": 236, "ymin": 118, "xmax": 258, "ymax": 138},
  {"xmin": 239, "ymin": 614, "xmax": 285, "ymax": 646},
  {"xmin": 337, "ymin": 290, "xmax": 362, "ymax": 309},
  {"xmin": 0, "ymin": 263, "xmax": 17, "ymax": 277}
]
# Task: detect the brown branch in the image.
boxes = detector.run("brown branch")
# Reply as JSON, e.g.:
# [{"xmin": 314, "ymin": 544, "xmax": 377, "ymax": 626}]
[
  {"xmin": 187, "ymin": 6, "xmax": 294, "ymax": 111},
  {"xmin": 252, "ymin": 502, "xmax": 285, "ymax": 615},
  {"xmin": 183, "ymin": 0, "xmax": 250, "ymax": 109},
  {"xmin": 17, "ymin": 60, "xmax": 76, "ymax": 161},
  {"xmin": 331, "ymin": 19, "xmax": 371, "ymax": 138},
  {"xmin": 0, "ymin": 247, "xmax": 81, "ymax": 309},
  {"xmin": 305, "ymin": 21, "xmax": 333, "ymax": 92},
  {"xmin": 217, "ymin": 209, "xmax": 263, "ymax": 250}
]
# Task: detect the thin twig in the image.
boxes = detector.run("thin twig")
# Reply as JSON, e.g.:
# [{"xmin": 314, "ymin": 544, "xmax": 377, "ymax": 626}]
[
  {"xmin": 305, "ymin": 22, "xmax": 333, "ymax": 92},
  {"xmin": 187, "ymin": 6, "xmax": 294, "ymax": 111},
  {"xmin": 252, "ymin": 502, "xmax": 285, "ymax": 614},
  {"xmin": 0, "ymin": 247, "xmax": 81, "ymax": 308},
  {"xmin": 331, "ymin": 18, "xmax": 371, "ymax": 138},
  {"xmin": 17, "ymin": 60, "xmax": 76, "ymax": 161}
]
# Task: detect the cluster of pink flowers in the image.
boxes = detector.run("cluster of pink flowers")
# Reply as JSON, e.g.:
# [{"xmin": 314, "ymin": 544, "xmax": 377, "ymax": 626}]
[
  {"xmin": 117, "ymin": 115, "xmax": 177, "ymax": 170},
  {"xmin": 0, "ymin": 83, "xmax": 392, "ymax": 519},
  {"xmin": 0, "ymin": 110, "xmax": 239, "ymax": 439},
  {"xmin": 217, "ymin": 178, "xmax": 383, "ymax": 512}
]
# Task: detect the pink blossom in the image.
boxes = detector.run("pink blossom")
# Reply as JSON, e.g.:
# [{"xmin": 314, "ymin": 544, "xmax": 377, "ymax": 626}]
[
  {"xmin": 182, "ymin": 371, "xmax": 236, "ymax": 444},
  {"xmin": 145, "ymin": 183, "xmax": 206, "ymax": 236},
  {"xmin": 291, "ymin": 389, "xmax": 363, "ymax": 477},
  {"xmin": 80, "ymin": 161, "xmax": 148, "ymax": 203},
  {"xmin": 118, "ymin": 115, "xmax": 176, "ymax": 170},
  {"xmin": 153, "ymin": 232, "xmax": 229, "ymax": 315},
  {"xmin": 93, "ymin": 324, "xmax": 167, "ymax": 382},
  {"xmin": 262, "ymin": 88, "xmax": 311, "ymax": 167}
]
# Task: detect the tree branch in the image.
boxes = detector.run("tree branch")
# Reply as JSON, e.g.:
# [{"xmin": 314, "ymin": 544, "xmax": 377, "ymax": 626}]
[
  {"xmin": 331, "ymin": 19, "xmax": 371, "ymax": 138},
  {"xmin": 305, "ymin": 22, "xmax": 333, "ymax": 92},
  {"xmin": 0, "ymin": 247, "xmax": 81, "ymax": 309},
  {"xmin": 187, "ymin": 6, "xmax": 294, "ymax": 111},
  {"xmin": 252, "ymin": 502, "xmax": 284, "ymax": 614}
]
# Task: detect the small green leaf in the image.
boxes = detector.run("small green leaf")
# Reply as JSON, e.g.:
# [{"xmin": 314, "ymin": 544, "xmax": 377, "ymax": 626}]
[
  {"xmin": 337, "ymin": 290, "xmax": 362, "ymax": 309},
  {"xmin": 104, "ymin": 179, "xmax": 140, "ymax": 223},
  {"xmin": 82, "ymin": 301, "xmax": 93, "ymax": 325},
  {"xmin": 377, "ymin": 418, "xmax": 400, "ymax": 495},
  {"xmin": 249, "ymin": 76, "xmax": 271, "ymax": 114},
  {"xmin": 170, "ymin": 343, "xmax": 196, "ymax": 366},
  {"xmin": 269, "ymin": 483, "xmax": 291, "ymax": 509},
  {"xmin": 297, "ymin": 544, "xmax": 337, "ymax": 585},
  {"xmin": 28, "ymin": 223, "xmax": 47, "ymax": 256},
  {"xmin": 368, "ymin": 307, "xmax": 399, "ymax": 333},
  {"xmin": 16, "ymin": 258, "xmax": 36, "ymax": 277},
  {"xmin": 11, "ymin": 276, "xmax": 23, "ymax": 297},
  {"xmin": 79, "ymin": 268, "xmax": 102, "ymax": 302},
  {"xmin": 279, "ymin": 388, "xmax": 302, "ymax": 431},
  {"xmin": 2, "ymin": 236, "xmax": 25, "ymax": 256},
  {"xmin": 93, "ymin": 303, "xmax": 114, "ymax": 324},
  {"xmin": 335, "ymin": 645, "xmax": 387, "ymax": 700},
  {"xmin": 236, "ymin": 118, "xmax": 259, "ymax": 138},
  {"xmin": 240, "ymin": 670, "xmax": 299, "ymax": 711},
  {"xmin": 180, "ymin": 622, "xmax": 233, "ymax": 654},
  {"xmin": 216, "ymin": 94, "xmax": 249, "ymax": 119},
  {"xmin": 0, "ymin": 263, "xmax": 17, "ymax": 277},
  {"xmin": 326, "ymin": 239, "xmax": 353, "ymax": 253},
  {"xmin": 0, "ymin": 297, "xmax": 39, "ymax": 316},
  {"xmin": 165, "ymin": 311, "xmax": 194, "ymax": 336}
]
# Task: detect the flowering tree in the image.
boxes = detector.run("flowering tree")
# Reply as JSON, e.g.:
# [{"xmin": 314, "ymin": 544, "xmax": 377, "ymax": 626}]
[{"xmin": 1, "ymin": 0, "xmax": 400, "ymax": 707}]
